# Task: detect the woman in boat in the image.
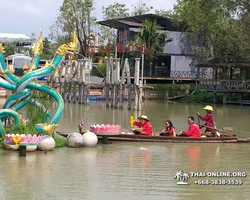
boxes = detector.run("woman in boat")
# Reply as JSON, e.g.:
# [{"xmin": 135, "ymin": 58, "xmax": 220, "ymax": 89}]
[
  {"xmin": 177, "ymin": 116, "xmax": 201, "ymax": 137},
  {"xmin": 131, "ymin": 115, "xmax": 153, "ymax": 136},
  {"xmin": 159, "ymin": 120, "xmax": 176, "ymax": 136},
  {"xmin": 197, "ymin": 105, "xmax": 215, "ymax": 136}
]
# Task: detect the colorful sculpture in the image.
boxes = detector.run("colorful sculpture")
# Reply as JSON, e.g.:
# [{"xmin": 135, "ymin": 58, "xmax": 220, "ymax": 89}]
[{"xmin": 0, "ymin": 28, "xmax": 78, "ymax": 137}]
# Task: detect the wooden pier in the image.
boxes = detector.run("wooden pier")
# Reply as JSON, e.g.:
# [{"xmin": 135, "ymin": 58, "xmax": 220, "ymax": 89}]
[
  {"xmin": 46, "ymin": 58, "xmax": 144, "ymax": 110},
  {"xmin": 199, "ymin": 79, "xmax": 250, "ymax": 104}
]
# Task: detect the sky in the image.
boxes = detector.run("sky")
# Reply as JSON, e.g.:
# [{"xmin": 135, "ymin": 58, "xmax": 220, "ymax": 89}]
[{"xmin": 0, "ymin": 0, "xmax": 177, "ymax": 39}]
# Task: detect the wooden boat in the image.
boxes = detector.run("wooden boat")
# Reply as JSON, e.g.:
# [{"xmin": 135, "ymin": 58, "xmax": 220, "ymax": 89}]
[{"xmin": 56, "ymin": 131, "xmax": 250, "ymax": 143}]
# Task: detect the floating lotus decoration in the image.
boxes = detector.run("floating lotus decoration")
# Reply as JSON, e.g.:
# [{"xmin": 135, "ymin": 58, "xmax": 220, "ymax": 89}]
[
  {"xmin": 5, "ymin": 134, "xmax": 42, "ymax": 146},
  {"xmin": 90, "ymin": 124, "xmax": 121, "ymax": 133}
]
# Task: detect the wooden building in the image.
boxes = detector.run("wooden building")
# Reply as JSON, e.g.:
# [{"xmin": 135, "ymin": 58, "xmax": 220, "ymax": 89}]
[{"xmin": 97, "ymin": 14, "xmax": 209, "ymax": 83}]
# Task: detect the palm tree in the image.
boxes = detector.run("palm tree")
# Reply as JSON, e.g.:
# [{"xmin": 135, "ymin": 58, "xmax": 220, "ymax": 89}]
[
  {"xmin": 131, "ymin": 20, "xmax": 173, "ymax": 76},
  {"xmin": 175, "ymin": 170, "xmax": 184, "ymax": 181},
  {"xmin": 183, "ymin": 173, "xmax": 189, "ymax": 182}
]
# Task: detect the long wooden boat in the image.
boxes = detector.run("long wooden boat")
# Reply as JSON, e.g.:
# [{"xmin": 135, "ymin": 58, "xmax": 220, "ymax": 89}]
[{"xmin": 56, "ymin": 131, "xmax": 250, "ymax": 143}]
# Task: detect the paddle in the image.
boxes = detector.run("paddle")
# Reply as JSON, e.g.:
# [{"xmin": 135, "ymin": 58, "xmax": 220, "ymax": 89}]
[
  {"xmin": 197, "ymin": 116, "xmax": 202, "ymax": 129},
  {"xmin": 195, "ymin": 123, "xmax": 233, "ymax": 136}
]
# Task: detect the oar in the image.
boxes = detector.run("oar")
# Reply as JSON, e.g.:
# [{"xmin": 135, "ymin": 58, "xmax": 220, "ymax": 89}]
[
  {"xmin": 195, "ymin": 123, "xmax": 233, "ymax": 136},
  {"xmin": 197, "ymin": 116, "xmax": 201, "ymax": 129}
]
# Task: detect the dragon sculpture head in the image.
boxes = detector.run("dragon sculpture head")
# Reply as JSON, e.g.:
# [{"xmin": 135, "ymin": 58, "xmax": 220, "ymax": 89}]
[
  {"xmin": 0, "ymin": 43, "xmax": 5, "ymax": 54},
  {"xmin": 56, "ymin": 30, "xmax": 78, "ymax": 59},
  {"xmin": 32, "ymin": 27, "xmax": 43, "ymax": 56}
]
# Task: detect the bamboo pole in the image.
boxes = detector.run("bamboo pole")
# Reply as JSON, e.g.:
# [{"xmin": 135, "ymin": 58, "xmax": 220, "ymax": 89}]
[{"xmin": 134, "ymin": 58, "xmax": 140, "ymax": 110}]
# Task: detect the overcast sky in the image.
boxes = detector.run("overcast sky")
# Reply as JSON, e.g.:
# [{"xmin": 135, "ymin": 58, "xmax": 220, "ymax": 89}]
[{"xmin": 0, "ymin": 0, "xmax": 177, "ymax": 39}]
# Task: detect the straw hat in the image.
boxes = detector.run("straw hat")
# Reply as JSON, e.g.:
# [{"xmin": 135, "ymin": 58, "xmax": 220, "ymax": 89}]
[
  {"xmin": 203, "ymin": 105, "xmax": 214, "ymax": 111},
  {"xmin": 138, "ymin": 115, "xmax": 150, "ymax": 121}
]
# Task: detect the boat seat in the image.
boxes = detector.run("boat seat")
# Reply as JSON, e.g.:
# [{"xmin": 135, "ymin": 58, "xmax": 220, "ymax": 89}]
[{"xmin": 222, "ymin": 127, "xmax": 233, "ymax": 136}]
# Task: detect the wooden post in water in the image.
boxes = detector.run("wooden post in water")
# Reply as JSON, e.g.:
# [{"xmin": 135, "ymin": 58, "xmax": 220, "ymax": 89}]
[
  {"xmin": 122, "ymin": 58, "xmax": 132, "ymax": 110},
  {"xmin": 110, "ymin": 58, "xmax": 116, "ymax": 108},
  {"xmin": 114, "ymin": 58, "xmax": 120, "ymax": 108},
  {"xmin": 86, "ymin": 85, "xmax": 90, "ymax": 104},
  {"xmin": 119, "ymin": 83, "xmax": 124, "ymax": 109},
  {"xmin": 134, "ymin": 58, "xmax": 140, "ymax": 110},
  {"xmin": 127, "ymin": 84, "xmax": 133, "ymax": 110},
  {"xmin": 19, "ymin": 146, "xmax": 26, "ymax": 156},
  {"xmin": 138, "ymin": 80, "xmax": 143, "ymax": 111},
  {"xmin": 105, "ymin": 57, "xmax": 111, "ymax": 107},
  {"xmin": 81, "ymin": 60, "xmax": 86, "ymax": 104},
  {"xmin": 72, "ymin": 61, "xmax": 78, "ymax": 103},
  {"xmin": 68, "ymin": 60, "xmax": 74, "ymax": 103},
  {"xmin": 63, "ymin": 61, "xmax": 69, "ymax": 101}
]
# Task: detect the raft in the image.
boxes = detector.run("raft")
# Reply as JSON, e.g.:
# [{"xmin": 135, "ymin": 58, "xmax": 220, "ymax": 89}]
[{"xmin": 56, "ymin": 131, "xmax": 250, "ymax": 143}]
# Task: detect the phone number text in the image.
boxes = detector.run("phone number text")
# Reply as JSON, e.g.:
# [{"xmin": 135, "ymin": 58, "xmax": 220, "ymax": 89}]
[{"xmin": 194, "ymin": 180, "xmax": 243, "ymax": 185}]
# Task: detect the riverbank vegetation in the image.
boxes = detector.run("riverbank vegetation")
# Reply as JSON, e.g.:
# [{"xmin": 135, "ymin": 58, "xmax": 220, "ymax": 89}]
[{"xmin": 150, "ymin": 84, "xmax": 213, "ymax": 103}]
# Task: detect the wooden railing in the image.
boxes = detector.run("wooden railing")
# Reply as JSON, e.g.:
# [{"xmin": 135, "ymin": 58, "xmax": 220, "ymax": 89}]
[
  {"xmin": 200, "ymin": 79, "xmax": 250, "ymax": 92},
  {"xmin": 130, "ymin": 69, "xmax": 213, "ymax": 79}
]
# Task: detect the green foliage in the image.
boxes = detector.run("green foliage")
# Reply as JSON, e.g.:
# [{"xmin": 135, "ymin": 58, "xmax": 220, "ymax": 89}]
[
  {"xmin": 100, "ymin": 3, "xmax": 129, "ymax": 44},
  {"xmin": 0, "ymin": 134, "xmax": 5, "ymax": 148},
  {"xmin": 91, "ymin": 63, "xmax": 106, "ymax": 78},
  {"xmin": 155, "ymin": 9, "xmax": 174, "ymax": 17},
  {"xmin": 99, "ymin": 2, "xmax": 155, "ymax": 44},
  {"xmin": 4, "ymin": 100, "xmax": 50, "ymax": 135},
  {"xmin": 41, "ymin": 37, "xmax": 54, "ymax": 60},
  {"xmin": 150, "ymin": 84, "xmax": 189, "ymax": 99},
  {"xmin": 4, "ymin": 123, "xmax": 31, "ymax": 134},
  {"xmin": 131, "ymin": 2, "xmax": 153, "ymax": 16},
  {"xmin": 131, "ymin": 20, "xmax": 173, "ymax": 61},
  {"xmin": 49, "ymin": 0, "xmax": 96, "ymax": 56},
  {"xmin": 52, "ymin": 133, "xmax": 67, "ymax": 148},
  {"xmin": 170, "ymin": 0, "xmax": 250, "ymax": 66},
  {"xmin": 184, "ymin": 88, "xmax": 208, "ymax": 103}
]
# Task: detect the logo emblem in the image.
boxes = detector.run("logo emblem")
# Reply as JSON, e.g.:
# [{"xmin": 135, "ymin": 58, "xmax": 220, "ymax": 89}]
[{"xmin": 175, "ymin": 170, "xmax": 190, "ymax": 185}]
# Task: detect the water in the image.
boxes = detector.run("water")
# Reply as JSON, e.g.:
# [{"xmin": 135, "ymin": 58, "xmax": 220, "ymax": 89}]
[{"xmin": 0, "ymin": 100, "xmax": 250, "ymax": 200}]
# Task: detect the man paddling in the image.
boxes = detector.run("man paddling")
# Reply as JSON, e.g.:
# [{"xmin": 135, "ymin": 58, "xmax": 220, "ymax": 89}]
[
  {"xmin": 131, "ymin": 115, "xmax": 153, "ymax": 136},
  {"xmin": 197, "ymin": 105, "xmax": 215, "ymax": 136}
]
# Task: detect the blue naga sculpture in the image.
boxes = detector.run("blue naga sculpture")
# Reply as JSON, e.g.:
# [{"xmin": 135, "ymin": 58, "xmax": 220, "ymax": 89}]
[{"xmin": 0, "ymin": 28, "xmax": 78, "ymax": 136}]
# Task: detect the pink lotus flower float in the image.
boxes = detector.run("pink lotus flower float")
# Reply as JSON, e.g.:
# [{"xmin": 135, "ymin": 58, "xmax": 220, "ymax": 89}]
[
  {"xmin": 90, "ymin": 124, "xmax": 121, "ymax": 133},
  {"xmin": 5, "ymin": 134, "xmax": 42, "ymax": 146}
]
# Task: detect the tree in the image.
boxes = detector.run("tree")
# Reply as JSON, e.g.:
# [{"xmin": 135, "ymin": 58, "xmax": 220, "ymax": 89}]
[
  {"xmin": 171, "ymin": 0, "xmax": 246, "ymax": 67},
  {"xmin": 131, "ymin": 2, "xmax": 153, "ymax": 16},
  {"xmin": 41, "ymin": 37, "xmax": 54, "ymax": 60},
  {"xmin": 99, "ymin": 2, "xmax": 129, "ymax": 44},
  {"xmin": 130, "ymin": 20, "xmax": 173, "ymax": 76},
  {"xmin": 49, "ymin": 0, "xmax": 96, "ymax": 57},
  {"xmin": 154, "ymin": 9, "xmax": 174, "ymax": 18}
]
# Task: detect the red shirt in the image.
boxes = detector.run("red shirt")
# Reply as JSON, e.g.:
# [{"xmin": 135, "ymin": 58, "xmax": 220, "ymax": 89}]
[
  {"xmin": 199, "ymin": 113, "xmax": 214, "ymax": 131},
  {"xmin": 164, "ymin": 126, "xmax": 176, "ymax": 137},
  {"xmin": 183, "ymin": 123, "xmax": 201, "ymax": 137},
  {"xmin": 133, "ymin": 121, "xmax": 153, "ymax": 136}
]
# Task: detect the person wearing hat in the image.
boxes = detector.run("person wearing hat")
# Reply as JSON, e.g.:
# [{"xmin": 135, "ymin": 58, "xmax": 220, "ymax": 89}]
[
  {"xmin": 197, "ymin": 105, "xmax": 215, "ymax": 135},
  {"xmin": 131, "ymin": 115, "xmax": 153, "ymax": 136}
]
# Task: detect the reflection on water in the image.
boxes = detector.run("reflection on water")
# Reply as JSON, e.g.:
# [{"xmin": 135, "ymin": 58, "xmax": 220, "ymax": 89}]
[
  {"xmin": 0, "ymin": 142, "xmax": 249, "ymax": 199},
  {"xmin": 0, "ymin": 99, "xmax": 250, "ymax": 199}
]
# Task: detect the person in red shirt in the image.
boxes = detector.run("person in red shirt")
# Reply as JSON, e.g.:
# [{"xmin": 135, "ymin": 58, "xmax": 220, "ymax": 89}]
[
  {"xmin": 131, "ymin": 115, "xmax": 153, "ymax": 136},
  {"xmin": 197, "ymin": 105, "xmax": 215, "ymax": 136},
  {"xmin": 160, "ymin": 120, "xmax": 176, "ymax": 137},
  {"xmin": 177, "ymin": 116, "xmax": 201, "ymax": 137}
]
